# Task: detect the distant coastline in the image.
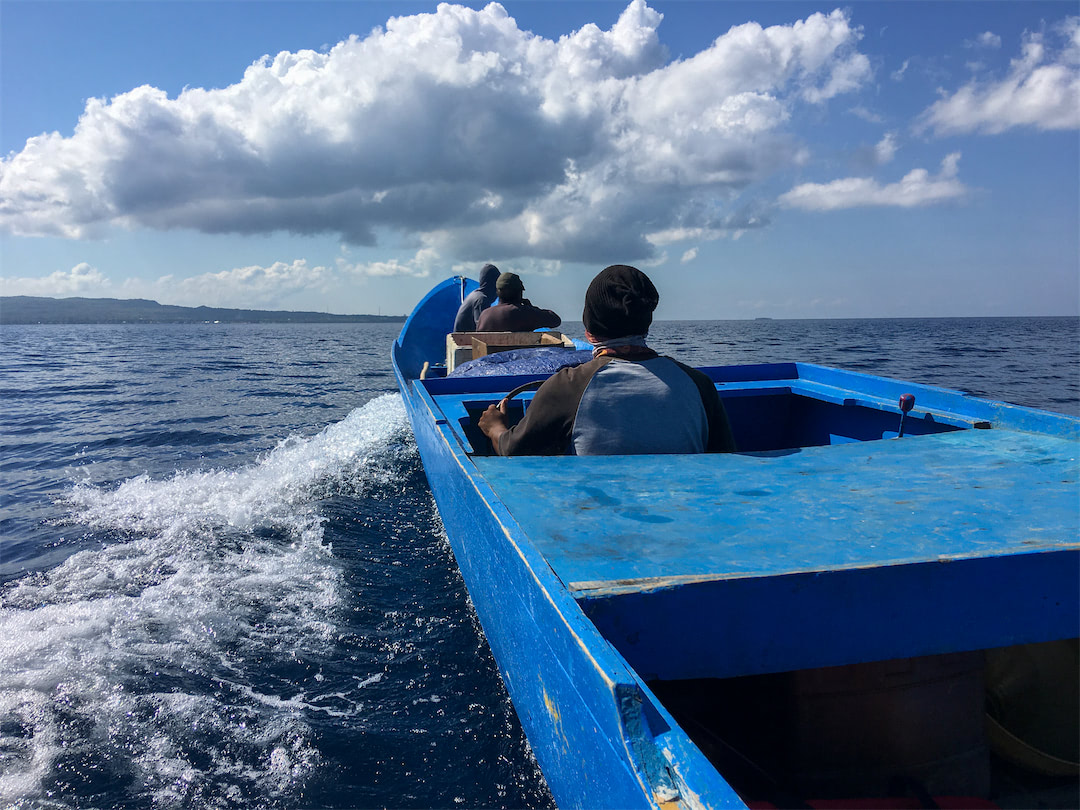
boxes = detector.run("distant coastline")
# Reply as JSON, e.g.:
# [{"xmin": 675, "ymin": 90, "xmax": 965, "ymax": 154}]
[{"xmin": 0, "ymin": 296, "xmax": 406, "ymax": 325}]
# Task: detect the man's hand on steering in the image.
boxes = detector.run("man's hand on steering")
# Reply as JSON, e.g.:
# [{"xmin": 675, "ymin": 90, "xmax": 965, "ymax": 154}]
[{"xmin": 478, "ymin": 399, "xmax": 510, "ymax": 452}]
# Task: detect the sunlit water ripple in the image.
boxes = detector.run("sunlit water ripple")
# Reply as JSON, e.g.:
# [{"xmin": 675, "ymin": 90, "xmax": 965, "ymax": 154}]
[{"xmin": 1, "ymin": 317, "xmax": 1076, "ymax": 808}]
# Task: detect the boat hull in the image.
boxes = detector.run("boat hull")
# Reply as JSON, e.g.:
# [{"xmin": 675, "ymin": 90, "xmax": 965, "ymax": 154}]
[
  {"xmin": 392, "ymin": 277, "xmax": 1079, "ymax": 809},
  {"xmin": 393, "ymin": 278, "xmax": 743, "ymax": 808},
  {"xmin": 397, "ymin": 369, "xmax": 742, "ymax": 807}
]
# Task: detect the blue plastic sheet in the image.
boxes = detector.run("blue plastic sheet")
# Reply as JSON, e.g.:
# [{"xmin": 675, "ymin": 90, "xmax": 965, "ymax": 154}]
[{"xmin": 450, "ymin": 348, "xmax": 594, "ymax": 378}]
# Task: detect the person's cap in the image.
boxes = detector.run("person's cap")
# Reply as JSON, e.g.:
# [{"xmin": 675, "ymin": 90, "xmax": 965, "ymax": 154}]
[
  {"xmin": 582, "ymin": 265, "xmax": 658, "ymax": 339},
  {"xmin": 496, "ymin": 272, "xmax": 524, "ymax": 295}
]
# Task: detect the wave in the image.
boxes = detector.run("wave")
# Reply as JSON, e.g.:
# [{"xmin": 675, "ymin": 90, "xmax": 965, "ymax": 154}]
[{"xmin": 0, "ymin": 394, "xmax": 416, "ymax": 809}]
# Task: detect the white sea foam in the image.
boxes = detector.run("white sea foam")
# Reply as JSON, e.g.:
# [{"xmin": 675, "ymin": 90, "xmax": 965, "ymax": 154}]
[{"xmin": 0, "ymin": 394, "xmax": 414, "ymax": 808}]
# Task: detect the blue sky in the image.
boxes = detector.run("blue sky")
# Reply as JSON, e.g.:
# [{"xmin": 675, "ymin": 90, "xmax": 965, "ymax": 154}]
[{"xmin": 1, "ymin": 1, "xmax": 1077, "ymax": 319}]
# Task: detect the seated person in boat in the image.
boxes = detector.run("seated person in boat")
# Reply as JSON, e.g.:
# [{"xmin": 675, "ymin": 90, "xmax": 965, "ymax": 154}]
[
  {"xmin": 478, "ymin": 265, "xmax": 735, "ymax": 456},
  {"xmin": 453, "ymin": 263, "xmax": 501, "ymax": 332},
  {"xmin": 475, "ymin": 272, "xmax": 562, "ymax": 332}
]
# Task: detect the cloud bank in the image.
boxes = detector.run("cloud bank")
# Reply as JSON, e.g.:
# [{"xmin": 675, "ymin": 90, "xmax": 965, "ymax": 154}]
[
  {"xmin": 0, "ymin": 1, "xmax": 872, "ymax": 262},
  {"xmin": 0, "ymin": 260, "xmax": 338, "ymax": 308},
  {"xmin": 780, "ymin": 153, "xmax": 966, "ymax": 211},
  {"xmin": 919, "ymin": 17, "xmax": 1080, "ymax": 135},
  {"xmin": 0, "ymin": 248, "xmax": 445, "ymax": 307},
  {"xmin": 0, "ymin": 263, "xmax": 109, "ymax": 297}
]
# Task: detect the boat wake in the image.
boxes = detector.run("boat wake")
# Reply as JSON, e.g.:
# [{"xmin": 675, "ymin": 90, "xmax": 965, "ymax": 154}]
[{"xmin": 0, "ymin": 394, "xmax": 417, "ymax": 809}]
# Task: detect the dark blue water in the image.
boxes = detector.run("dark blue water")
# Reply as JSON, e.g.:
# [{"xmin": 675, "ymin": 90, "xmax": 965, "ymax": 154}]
[{"xmin": 1, "ymin": 317, "xmax": 1077, "ymax": 809}]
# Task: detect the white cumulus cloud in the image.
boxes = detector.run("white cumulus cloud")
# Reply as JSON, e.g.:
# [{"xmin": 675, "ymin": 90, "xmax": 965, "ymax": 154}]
[
  {"xmin": 338, "ymin": 247, "xmax": 440, "ymax": 278},
  {"xmin": 918, "ymin": 17, "xmax": 1080, "ymax": 135},
  {"xmin": 779, "ymin": 153, "xmax": 966, "ymax": 210},
  {"xmin": 0, "ymin": 2, "xmax": 872, "ymax": 262},
  {"xmin": 1, "ymin": 259, "xmax": 337, "ymax": 307},
  {"xmin": 0, "ymin": 263, "xmax": 110, "ymax": 297},
  {"xmin": 850, "ymin": 105, "xmax": 884, "ymax": 123},
  {"xmin": 169, "ymin": 259, "xmax": 335, "ymax": 307},
  {"xmin": 0, "ymin": 246, "xmax": 469, "ymax": 309},
  {"xmin": 966, "ymin": 31, "xmax": 1003, "ymax": 50},
  {"xmin": 874, "ymin": 132, "xmax": 899, "ymax": 165}
]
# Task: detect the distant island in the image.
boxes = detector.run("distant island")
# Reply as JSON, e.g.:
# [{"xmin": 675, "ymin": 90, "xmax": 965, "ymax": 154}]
[{"xmin": 0, "ymin": 296, "xmax": 406, "ymax": 325}]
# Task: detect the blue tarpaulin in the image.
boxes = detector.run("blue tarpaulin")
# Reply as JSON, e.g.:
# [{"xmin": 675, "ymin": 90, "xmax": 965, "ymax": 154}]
[{"xmin": 449, "ymin": 347, "xmax": 594, "ymax": 378}]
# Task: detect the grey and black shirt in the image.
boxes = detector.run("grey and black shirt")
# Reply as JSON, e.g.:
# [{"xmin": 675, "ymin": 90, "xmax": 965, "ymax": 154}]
[{"xmin": 495, "ymin": 354, "xmax": 735, "ymax": 456}]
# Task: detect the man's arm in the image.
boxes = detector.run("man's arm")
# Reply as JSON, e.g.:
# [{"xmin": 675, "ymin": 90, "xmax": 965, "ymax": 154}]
[
  {"xmin": 538, "ymin": 308, "xmax": 562, "ymax": 328},
  {"xmin": 519, "ymin": 300, "xmax": 562, "ymax": 329},
  {"xmin": 478, "ymin": 359, "xmax": 604, "ymax": 455},
  {"xmin": 676, "ymin": 362, "xmax": 737, "ymax": 452},
  {"xmin": 453, "ymin": 291, "xmax": 478, "ymax": 332}
]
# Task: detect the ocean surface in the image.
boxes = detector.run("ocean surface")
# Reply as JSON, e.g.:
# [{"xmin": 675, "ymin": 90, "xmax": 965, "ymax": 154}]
[{"xmin": 1, "ymin": 316, "xmax": 1077, "ymax": 809}]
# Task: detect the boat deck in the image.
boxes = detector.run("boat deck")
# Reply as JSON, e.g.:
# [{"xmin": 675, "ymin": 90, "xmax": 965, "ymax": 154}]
[
  {"xmin": 396, "ymin": 280, "xmax": 1080, "ymax": 808},
  {"xmin": 412, "ymin": 355, "xmax": 1078, "ymax": 680},
  {"xmin": 475, "ymin": 429, "xmax": 1076, "ymax": 589},
  {"xmin": 473, "ymin": 429, "xmax": 1079, "ymax": 679}
]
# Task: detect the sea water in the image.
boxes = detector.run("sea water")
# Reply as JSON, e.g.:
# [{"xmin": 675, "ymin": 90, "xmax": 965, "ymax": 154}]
[{"xmin": 1, "ymin": 317, "xmax": 1077, "ymax": 809}]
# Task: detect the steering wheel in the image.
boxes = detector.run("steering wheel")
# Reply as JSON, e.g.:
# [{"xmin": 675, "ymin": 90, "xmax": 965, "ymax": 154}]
[{"xmin": 501, "ymin": 379, "xmax": 546, "ymax": 403}]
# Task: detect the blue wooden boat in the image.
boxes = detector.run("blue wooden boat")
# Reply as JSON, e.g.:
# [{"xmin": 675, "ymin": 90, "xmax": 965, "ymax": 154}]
[{"xmin": 392, "ymin": 276, "xmax": 1079, "ymax": 809}]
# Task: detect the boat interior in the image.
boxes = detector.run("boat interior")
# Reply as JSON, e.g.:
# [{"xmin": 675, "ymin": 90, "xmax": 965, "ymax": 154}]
[
  {"xmin": 402, "ymin": 312, "xmax": 1079, "ymax": 810},
  {"xmin": 415, "ymin": 365, "xmax": 1079, "ymax": 809},
  {"xmin": 645, "ymin": 639, "xmax": 1080, "ymax": 810},
  {"xmin": 422, "ymin": 363, "xmax": 987, "ymax": 457}
]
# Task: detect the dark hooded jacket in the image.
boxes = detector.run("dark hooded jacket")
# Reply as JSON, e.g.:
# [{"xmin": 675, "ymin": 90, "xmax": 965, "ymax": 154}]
[{"xmin": 453, "ymin": 264, "xmax": 501, "ymax": 332}]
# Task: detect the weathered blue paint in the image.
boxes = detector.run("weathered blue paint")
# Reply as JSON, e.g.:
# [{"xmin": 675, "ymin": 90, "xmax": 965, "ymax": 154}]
[
  {"xmin": 475, "ymin": 430, "xmax": 1078, "ymax": 586},
  {"xmin": 393, "ymin": 277, "xmax": 1080, "ymax": 810},
  {"xmin": 394, "ymin": 278, "xmax": 746, "ymax": 809},
  {"xmin": 578, "ymin": 549, "xmax": 1077, "ymax": 681}
]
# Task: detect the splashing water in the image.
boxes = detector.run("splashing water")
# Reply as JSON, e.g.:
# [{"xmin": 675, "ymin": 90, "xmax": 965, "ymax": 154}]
[{"xmin": 0, "ymin": 395, "xmax": 417, "ymax": 809}]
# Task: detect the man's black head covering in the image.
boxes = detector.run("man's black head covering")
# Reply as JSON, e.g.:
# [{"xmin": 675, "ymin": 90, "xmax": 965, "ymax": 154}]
[
  {"xmin": 478, "ymin": 263, "xmax": 500, "ymax": 293},
  {"xmin": 582, "ymin": 265, "xmax": 659, "ymax": 339}
]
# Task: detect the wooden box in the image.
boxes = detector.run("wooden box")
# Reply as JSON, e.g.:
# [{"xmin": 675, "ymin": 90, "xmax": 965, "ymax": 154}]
[{"xmin": 446, "ymin": 331, "xmax": 573, "ymax": 372}]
